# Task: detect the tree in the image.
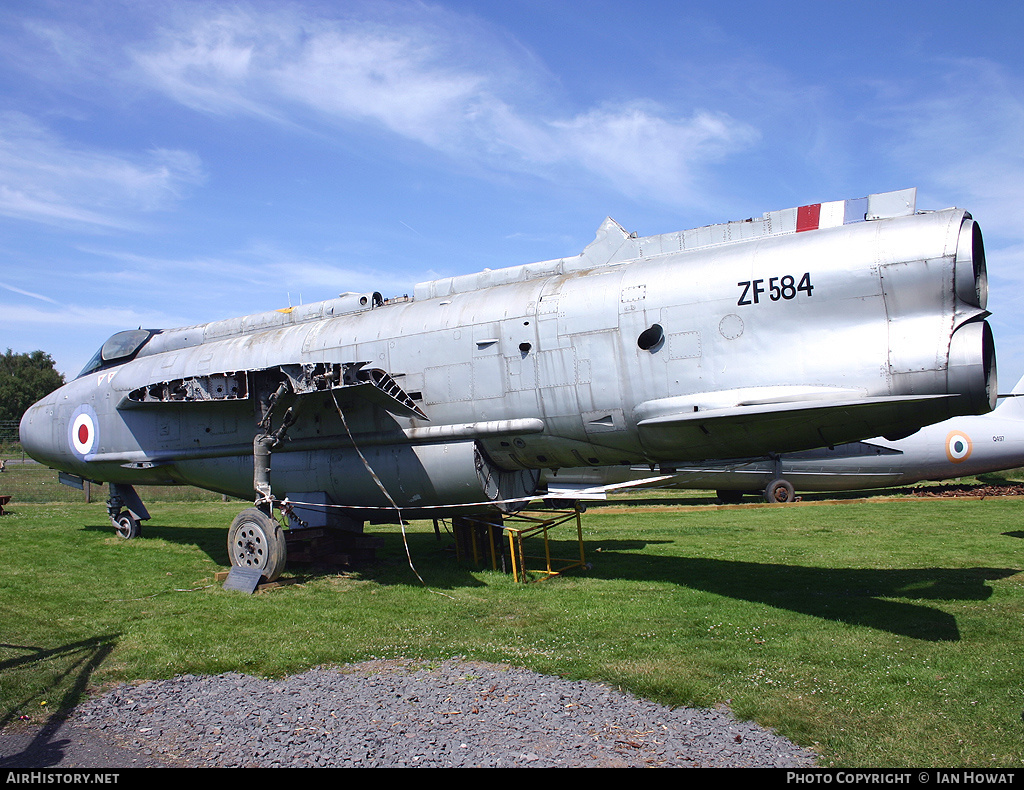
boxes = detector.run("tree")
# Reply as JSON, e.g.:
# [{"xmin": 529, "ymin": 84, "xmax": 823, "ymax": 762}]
[{"xmin": 0, "ymin": 349, "xmax": 65, "ymax": 423}]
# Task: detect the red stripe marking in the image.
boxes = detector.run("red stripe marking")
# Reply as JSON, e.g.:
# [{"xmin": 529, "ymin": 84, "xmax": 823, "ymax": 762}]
[{"xmin": 796, "ymin": 203, "xmax": 820, "ymax": 232}]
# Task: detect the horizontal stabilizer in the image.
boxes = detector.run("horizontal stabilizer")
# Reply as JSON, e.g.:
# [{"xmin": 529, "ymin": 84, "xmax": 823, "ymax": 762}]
[{"xmin": 543, "ymin": 475, "xmax": 673, "ymax": 500}]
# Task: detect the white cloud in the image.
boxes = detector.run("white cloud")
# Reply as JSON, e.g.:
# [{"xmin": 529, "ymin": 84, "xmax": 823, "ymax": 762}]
[
  {"xmin": 549, "ymin": 104, "xmax": 760, "ymax": 203},
  {"xmin": 0, "ymin": 113, "xmax": 204, "ymax": 230},
  {"xmin": 0, "ymin": 300, "xmax": 181, "ymax": 331},
  {"xmin": 126, "ymin": 4, "xmax": 757, "ymax": 205},
  {"xmin": 128, "ymin": 9, "xmax": 273, "ymax": 119},
  {"xmin": 271, "ymin": 26, "xmax": 486, "ymax": 148},
  {"xmin": 878, "ymin": 58, "xmax": 1024, "ymax": 240},
  {"xmin": 0, "ymin": 300, "xmax": 187, "ymax": 377},
  {"xmin": 72, "ymin": 243, "xmax": 415, "ymax": 313},
  {"xmin": 0, "ymin": 281, "xmax": 58, "ymax": 304}
]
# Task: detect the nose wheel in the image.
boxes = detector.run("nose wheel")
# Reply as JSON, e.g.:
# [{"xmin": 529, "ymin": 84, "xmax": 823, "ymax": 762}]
[
  {"xmin": 228, "ymin": 507, "xmax": 288, "ymax": 581},
  {"xmin": 115, "ymin": 514, "xmax": 140, "ymax": 540},
  {"xmin": 107, "ymin": 483, "xmax": 150, "ymax": 540}
]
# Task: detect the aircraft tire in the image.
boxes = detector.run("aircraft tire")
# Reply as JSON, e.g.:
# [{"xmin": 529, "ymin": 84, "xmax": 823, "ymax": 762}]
[
  {"xmin": 228, "ymin": 508, "xmax": 288, "ymax": 582},
  {"xmin": 115, "ymin": 514, "xmax": 140, "ymax": 540},
  {"xmin": 763, "ymin": 479, "xmax": 796, "ymax": 503}
]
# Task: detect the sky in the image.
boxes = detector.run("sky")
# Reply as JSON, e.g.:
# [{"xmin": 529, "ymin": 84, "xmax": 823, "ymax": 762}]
[{"xmin": 3, "ymin": 0, "xmax": 1024, "ymax": 388}]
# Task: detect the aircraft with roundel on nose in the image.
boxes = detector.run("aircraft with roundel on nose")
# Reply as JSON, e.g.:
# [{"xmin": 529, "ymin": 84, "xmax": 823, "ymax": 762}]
[{"xmin": 19, "ymin": 188, "xmax": 998, "ymax": 581}]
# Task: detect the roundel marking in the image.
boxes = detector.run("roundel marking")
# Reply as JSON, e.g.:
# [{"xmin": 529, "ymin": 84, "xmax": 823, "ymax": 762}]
[
  {"xmin": 945, "ymin": 430, "xmax": 973, "ymax": 464},
  {"xmin": 69, "ymin": 405, "xmax": 99, "ymax": 458}
]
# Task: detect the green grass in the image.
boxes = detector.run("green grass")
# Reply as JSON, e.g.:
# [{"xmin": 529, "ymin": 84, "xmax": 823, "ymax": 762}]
[
  {"xmin": 0, "ymin": 456, "xmax": 232, "ymax": 503},
  {"xmin": 1, "ymin": 463, "xmax": 1023, "ymax": 767}
]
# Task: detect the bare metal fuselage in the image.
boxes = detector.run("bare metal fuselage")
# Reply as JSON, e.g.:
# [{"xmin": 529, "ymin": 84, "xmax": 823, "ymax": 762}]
[
  {"xmin": 546, "ymin": 378, "xmax": 1024, "ymax": 500},
  {"xmin": 20, "ymin": 190, "xmax": 996, "ymax": 519}
]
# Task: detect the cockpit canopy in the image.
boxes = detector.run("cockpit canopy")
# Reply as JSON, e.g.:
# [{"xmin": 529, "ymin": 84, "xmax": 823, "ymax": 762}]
[{"xmin": 78, "ymin": 329, "xmax": 158, "ymax": 378}]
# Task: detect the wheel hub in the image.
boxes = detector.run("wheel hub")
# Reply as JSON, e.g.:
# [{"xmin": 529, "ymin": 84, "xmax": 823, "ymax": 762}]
[{"xmin": 234, "ymin": 525, "xmax": 268, "ymax": 568}]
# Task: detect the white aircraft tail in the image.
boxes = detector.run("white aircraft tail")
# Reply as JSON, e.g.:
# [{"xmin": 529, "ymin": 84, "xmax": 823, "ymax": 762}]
[{"xmin": 996, "ymin": 373, "xmax": 1024, "ymax": 417}]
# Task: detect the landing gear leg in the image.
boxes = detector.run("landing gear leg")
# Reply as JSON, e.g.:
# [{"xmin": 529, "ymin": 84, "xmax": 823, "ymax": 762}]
[
  {"xmin": 238, "ymin": 376, "xmax": 296, "ymax": 581},
  {"xmin": 761, "ymin": 454, "xmax": 796, "ymax": 504},
  {"xmin": 107, "ymin": 483, "xmax": 150, "ymax": 540}
]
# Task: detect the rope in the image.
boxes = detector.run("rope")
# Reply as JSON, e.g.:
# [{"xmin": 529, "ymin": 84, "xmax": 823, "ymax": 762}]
[{"xmin": 328, "ymin": 390, "xmax": 447, "ymax": 595}]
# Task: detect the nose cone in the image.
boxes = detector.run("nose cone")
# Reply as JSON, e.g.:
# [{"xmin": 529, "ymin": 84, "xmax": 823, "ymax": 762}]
[{"xmin": 19, "ymin": 395, "xmax": 59, "ymax": 467}]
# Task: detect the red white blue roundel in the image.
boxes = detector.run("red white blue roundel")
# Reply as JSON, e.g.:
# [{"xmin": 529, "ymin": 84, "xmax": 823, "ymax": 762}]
[
  {"xmin": 69, "ymin": 405, "xmax": 99, "ymax": 459},
  {"xmin": 945, "ymin": 430, "xmax": 972, "ymax": 464}
]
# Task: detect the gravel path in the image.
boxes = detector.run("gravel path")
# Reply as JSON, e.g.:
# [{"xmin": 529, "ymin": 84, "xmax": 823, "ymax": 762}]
[{"xmin": 5, "ymin": 659, "xmax": 821, "ymax": 768}]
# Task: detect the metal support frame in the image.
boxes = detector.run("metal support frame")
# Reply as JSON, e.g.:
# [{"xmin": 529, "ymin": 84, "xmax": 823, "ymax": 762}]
[{"xmin": 450, "ymin": 506, "xmax": 587, "ymax": 583}]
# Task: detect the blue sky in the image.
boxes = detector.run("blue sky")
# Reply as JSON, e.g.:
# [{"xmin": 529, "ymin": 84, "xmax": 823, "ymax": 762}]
[{"xmin": 3, "ymin": 0, "xmax": 1024, "ymax": 388}]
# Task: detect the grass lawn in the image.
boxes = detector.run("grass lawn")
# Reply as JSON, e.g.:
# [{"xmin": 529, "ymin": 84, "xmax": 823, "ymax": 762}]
[{"xmin": 0, "ymin": 465, "xmax": 1022, "ymax": 768}]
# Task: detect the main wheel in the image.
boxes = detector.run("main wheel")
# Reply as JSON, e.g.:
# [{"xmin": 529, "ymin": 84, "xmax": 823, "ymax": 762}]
[
  {"xmin": 115, "ymin": 514, "xmax": 140, "ymax": 540},
  {"xmin": 227, "ymin": 508, "xmax": 287, "ymax": 581},
  {"xmin": 764, "ymin": 479, "xmax": 796, "ymax": 503}
]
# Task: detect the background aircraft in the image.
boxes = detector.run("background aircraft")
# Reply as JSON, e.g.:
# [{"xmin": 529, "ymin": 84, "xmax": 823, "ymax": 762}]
[{"xmin": 544, "ymin": 374, "xmax": 1024, "ymax": 504}]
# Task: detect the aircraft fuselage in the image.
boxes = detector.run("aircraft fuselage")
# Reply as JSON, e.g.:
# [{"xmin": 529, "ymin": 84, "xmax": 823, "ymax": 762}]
[{"xmin": 20, "ymin": 190, "xmax": 996, "ymax": 518}]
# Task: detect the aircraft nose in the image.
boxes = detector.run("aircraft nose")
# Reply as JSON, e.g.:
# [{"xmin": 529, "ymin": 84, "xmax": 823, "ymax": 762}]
[{"xmin": 19, "ymin": 396, "xmax": 59, "ymax": 466}]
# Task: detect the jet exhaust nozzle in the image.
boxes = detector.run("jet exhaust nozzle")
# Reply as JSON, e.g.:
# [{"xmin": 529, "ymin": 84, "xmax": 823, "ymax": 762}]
[
  {"xmin": 955, "ymin": 218, "xmax": 987, "ymax": 310},
  {"xmin": 948, "ymin": 318, "xmax": 997, "ymax": 415}
]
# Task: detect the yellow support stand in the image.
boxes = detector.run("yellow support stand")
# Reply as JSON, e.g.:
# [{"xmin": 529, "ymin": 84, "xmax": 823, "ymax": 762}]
[{"xmin": 449, "ymin": 506, "xmax": 587, "ymax": 582}]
